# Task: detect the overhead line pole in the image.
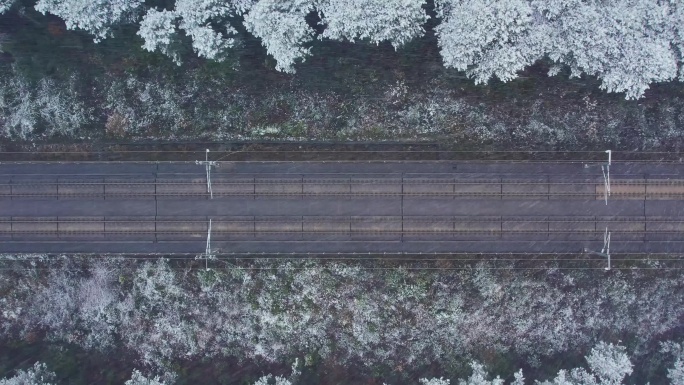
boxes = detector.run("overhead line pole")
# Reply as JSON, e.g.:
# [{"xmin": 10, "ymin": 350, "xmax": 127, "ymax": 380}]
[
  {"xmin": 196, "ymin": 218, "xmax": 215, "ymax": 270},
  {"xmin": 584, "ymin": 150, "xmax": 612, "ymax": 205},
  {"xmin": 601, "ymin": 150, "xmax": 611, "ymax": 205},
  {"xmin": 584, "ymin": 227, "xmax": 611, "ymax": 271},
  {"xmin": 196, "ymin": 149, "xmax": 219, "ymax": 199}
]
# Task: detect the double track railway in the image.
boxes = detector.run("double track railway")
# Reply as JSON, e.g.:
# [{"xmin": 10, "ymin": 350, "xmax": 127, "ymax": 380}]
[{"xmin": 1, "ymin": 160, "xmax": 683, "ymax": 254}]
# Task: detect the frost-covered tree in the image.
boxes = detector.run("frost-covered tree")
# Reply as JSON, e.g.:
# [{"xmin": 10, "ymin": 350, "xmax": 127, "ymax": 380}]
[
  {"xmin": 137, "ymin": 9, "xmax": 181, "ymax": 64},
  {"xmin": 670, "ymin": 359, "xmax": 684, "ymax": 385},
  {"xmin": 243, "ymin": 0, "xmax": 315, "ymax": 73},
  {"xmin": 584, "ymin": 342, "xmax": 633, "ymax": 385},
  {"xmin": 435, "ymin": 0, "xmax": 683, "ymax": 99},
  {"xmin": 318, "ymin": 0, "xmax": 428, "ymax": 48},
  {"xmin": 435, "ymin": 0, "xmax": 540, "ymax": 84},
  {"xmin": 421, "ymin": 367, "xmax": 523, "ymax": 385},
  {"xmin": 661, "ymin": 342, "xmax": 684, "ymax": 385},
  {"xmin": 124, "ymin": 369, "xmax": 170, "ymax": 385},
  {"xmin": 0, "ymin": 68, "xmax": 90, "ymax": 138},
  {"xmin": 458, "ymin": 362, "xmax": 505, "ymax": 385},
  {"xmin": 174, "ymin": 0, "xmax": 248, "ymax": 60},
  {"xmin": 537, "ymin": 342, "xmax": 632, "ymax": 385},
  {"xmin": 138, "ymin": 1, "xmax": 253, "ymax": 63},
  {"xmin": 118, "ymin": 259, "xmax": 200, "ymax": 366},
  {"xmin": 0, "ymin": 0, "xmax": 16, "ymax": 14},
  {"xmin": 0, "ymin": 256, "xmax": 681, "ymax": 377},
  {"xmin": 420, "ymin": 378, "xmax": 451, "ymax": 385},
  {"xmin": 0, "ymin": 362, "xmax": 55, "ymax": 385},
  {"xmin": 243, "ymin": 0, "xmax": 429, "ymax": 73},
  {"xmin": 34, "ymin": 0, "xmax": 145, "ymax": 42},
  {"xmin": 536, "ymin": 0, "xmax": 678, "ymax": 99},
  {"xmin": 511, "ymin": 371, "xmax": 525, "ymax": 385},
  {"xmin": 252, "ymin": 374, "xmax": 292, "ymax": 385}
]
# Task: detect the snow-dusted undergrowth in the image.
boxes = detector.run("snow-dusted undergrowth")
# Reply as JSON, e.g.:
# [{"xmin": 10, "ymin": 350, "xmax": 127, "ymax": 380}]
[{"xmin": 0, "ymin": 257, "xmax": 682, "ymax": 376}]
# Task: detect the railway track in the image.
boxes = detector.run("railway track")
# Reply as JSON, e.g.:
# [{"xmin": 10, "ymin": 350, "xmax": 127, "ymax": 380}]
[
  {"xmin": 1, "ymin": 216, "xmax": 681, "ymax": 241},
  {"xmin": 2, "ymin": 178, "xmax": 684, "ymax": 200},
  {"xmin": 1, "ymin": 161, "xmax": 682, "ymax": 254}
]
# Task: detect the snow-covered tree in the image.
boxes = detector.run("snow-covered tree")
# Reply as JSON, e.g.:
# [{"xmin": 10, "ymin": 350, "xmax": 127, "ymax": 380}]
[
  {"xmin": 174, "ymin": 0, "xmax": 247, "ymax": 60},
  {"xmin": 585, "ymin": 342, "xmax": 633, "ymax": 385},
  {"xmin": 243, "ymin": 0, "xmax": 315, "ymax": 73},
  {"xmin": 435, "ymin": 0, "xmax": 682, "ymax": 99},
  {"xmin": 0, "ymin": 362, "xmax": 55, "ymax": 385},
  {"xmin": 661, "ymin": 342, "xmax": 684, "ymax": 385},
  {"xmin": 0, "ymin": 0, "xmax": 16, "ymax": 14},
  {"xmin": 34, "ymin": 0, "xmax": 145, "ymax": 42},
  {"xmin": 124, "ymin": 369, "xmax": 170, "ymax": 385},
  {"xmin": 318, "ymin": 0, "xmax": 427, "ymax": 48},
  {"xmin": 0, "ymin": 256, "xmax": 681, "ymax": 379},
  {"xmin": 137, "ymin": 1, "xmax": 253, "ymax": 64},
  {"xmin": 536, "ymin": 0, "xmax": 678, "ymax": 99},
  {"xmin": 420, "ymin": 378, "xmax": 451, "ymax": 385},
  {"xmin": 458, "ymin": 362, "xmax": 505, "ymax": 385},
  {"xmin": 537, "ymin": 342, "xmax": 632, "ymax": 385},
  {"xmin": 670, "ymin": 359, "xmax": 684, "ymax": 385},
  {"xmin": 137, "ymin": 9, "xmax": 181, "ymax": 64},
  {"xmin": 252, "ymin": 374, "xmax": 292, "ymax": 385},
  {"xmin": 435, "ymin": 0, "xmax": 540, "ymax": 84},
  {"xmin": 511, "ymin": 370, "xmax": 525, "ymax": 385}
]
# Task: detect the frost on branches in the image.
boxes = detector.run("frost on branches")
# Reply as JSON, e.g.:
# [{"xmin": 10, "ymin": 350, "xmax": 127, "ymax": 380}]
[
  {"xmin": 436, "ymin": 0, "xmax": 684, "ymax": 99},
  {"xmin": 420, "ymin": 378, "xmax": 451, "ymax": 385},
  {"xmin": 243, "ymin": 0, "xmax": 428, "ymax": 73},
  {"xmin": 537, "ymin": 342, "xmax": 633, "ymax": 385},
  {"xmin": 419, "ymin": 345, "xmax": 630, "ymax": 385},
  {"xmin": 137, "ymin": 9, "xmax": 181, "ymax": 65},
  {"xmin": 458, "ymin": 362, "xmax": 505, "ymax": 385},
  {"xmin": 174, "ymin": 0, "xmax": 247, "ymax": 60},
  {"xmin": 243, "ymin": 0, "xmax": 315, "ymax": 73},
  {"xmin": 124, "ymin": 369, "xmax": 172, "ymax": 385},
  {"xmin": 0, "ymin": 362, "xmax": 55, "ymax": 385},
  {"xmin": 435, "ymin": 0, "xmax": 539, "ymax": 85},
  {"xmin": 138, "ymin": 0, "xmax": 253, "ymax": 63},
  {"xmin": 536, "ymin": 0, "xmax": 678, "ymax": 99},
  {"xmin": 34, "ymin": 0, "xmax": 144, "ymax": 42},
  {"xmin": 661, "ymin": 342, "xmax": 684, "ymax": 385},
  {"xmin": 0, "ymin": 0, "xmax": 16, "ymax": 14},
  {"xmin": 0, "ymin": 257, "xmax": 682, "ymax": 375},
  {"xmin": 318, "ymin": 0, "xmax": 428, "ymax": 48},
  {"xmin": 0, "ymin": 69, "xmax": 91, "ymax": 139}
]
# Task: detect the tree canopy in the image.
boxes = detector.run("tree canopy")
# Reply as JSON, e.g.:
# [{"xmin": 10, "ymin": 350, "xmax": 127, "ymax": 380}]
[{"xmin": 4, "ymin": 0, "xmax": 683, "ymax": 98}]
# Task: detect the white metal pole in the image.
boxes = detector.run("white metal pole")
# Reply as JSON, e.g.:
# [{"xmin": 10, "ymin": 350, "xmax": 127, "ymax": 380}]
[
  {"xmin": 205, "ymin": 219, "xmax": 212, "ymax": 269},
  {"xmin": 600, "ymin": 227, "xmax": 611, "ymax": 271},
  {"xmin": 206, "ymin": 149, "xmax": 212, "ymax": 198},
  {"xmin": 601, "ymin": 165, "xmax": 608, "ymax": 205},
  {"xmin": 606, "ymin": 230, "xmax": 611, "ymax": 271},
  {"xmin": 606, "ymin": 150, "xmax": 611, "ymax": 198},
  {"xmin": 206, "ymin": 163, "xmax": 212, "ymax": 198},
  {"xmin": 197, "ymin": 149, "xmax": 217, "ymax": 199}
]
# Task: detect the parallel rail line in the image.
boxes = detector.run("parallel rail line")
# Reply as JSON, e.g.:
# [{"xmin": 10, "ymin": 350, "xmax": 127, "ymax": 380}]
[{"xmin": 3, "ymin": 192, "xmax": 684, "ymax": 199}]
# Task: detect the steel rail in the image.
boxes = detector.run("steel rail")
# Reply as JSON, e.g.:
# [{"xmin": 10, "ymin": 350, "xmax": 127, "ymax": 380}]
[
  {"xmin": 2, "ymin": 150, "xmax": 680, "ymax": 153},
  {"xmin": 4, "ymin": 255, "xmax": 680, "ymax": 259},
  {"xmin": 2, "ymin": 230, "xmax": 682, "ymax": 235},
  {"xmin": 1, "ymin": 216, "xmax": 682, "ymax": 222},
  {"xmin": 3, "ymin": 179, "xmax": 684, "ymax": 185},
  {"xmin": 1, "ymin": 159, "xmax": 684, "ymax": 164},
  {"xmin": 3, "ymin": 192, "xmax": 684, "ymax": 199}
]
